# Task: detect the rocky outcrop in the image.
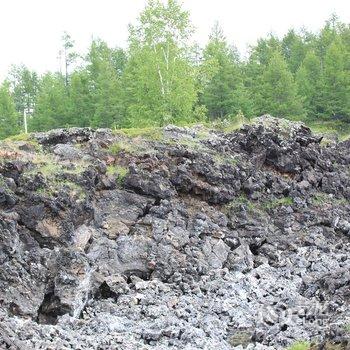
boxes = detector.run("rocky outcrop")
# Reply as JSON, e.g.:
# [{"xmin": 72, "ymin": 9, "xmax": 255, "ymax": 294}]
[{"xmin": 0, "ymin": 116, "xmax": 349, "ymax": 349}]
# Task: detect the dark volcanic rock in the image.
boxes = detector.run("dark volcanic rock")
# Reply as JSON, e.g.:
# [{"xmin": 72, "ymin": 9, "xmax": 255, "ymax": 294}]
[{"xmin": 0, "ymin": 116, "xmax": 349, "ymax": 350}]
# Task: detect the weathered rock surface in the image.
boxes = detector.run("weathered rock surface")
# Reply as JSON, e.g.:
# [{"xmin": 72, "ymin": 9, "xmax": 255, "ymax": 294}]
[{"xmin": 0, "ymin": 116, "xmax": 349, "ymax": 349}]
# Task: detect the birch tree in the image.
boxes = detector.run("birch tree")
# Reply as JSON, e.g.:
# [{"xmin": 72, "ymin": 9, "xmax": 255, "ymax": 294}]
[{"xmin": 122, "ymin": 0, "xmax": 198, "ymax": 126}]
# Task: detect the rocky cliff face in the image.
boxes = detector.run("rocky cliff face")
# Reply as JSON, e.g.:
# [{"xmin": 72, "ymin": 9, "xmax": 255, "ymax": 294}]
[{"xmin": 0, "ymin": 116, "xmax": 349, "ymax": 349}]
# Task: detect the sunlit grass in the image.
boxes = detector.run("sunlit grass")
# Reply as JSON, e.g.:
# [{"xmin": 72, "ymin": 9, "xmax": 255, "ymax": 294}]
[{"xmin": 287, "ymin": 341, "xmax": 310, "ymax": 350}]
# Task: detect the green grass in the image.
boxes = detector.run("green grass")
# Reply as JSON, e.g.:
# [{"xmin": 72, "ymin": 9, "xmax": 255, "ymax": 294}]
[
  {"xmin": 30, "ymin": 161, "xmax": 62, "ymax": 176},
  {"xmin": 27, "ymin": 155, "xmax": 86, "ymax": 176},
  {"xmin": 108, "ymin": 141, "xmax": 136, "ymax": 155},
  {"xmin": 214, "ymin": 153, "xmax": 239, "ymax": 166},
  {"xmin": 2, "ymin": 133, "xmax": 41, "ymax": 151},
  {"xmin": 35, "ymin": 180, "xmax": 86, "ymax": 200},
  {"xmin": 307, "ymin": 120, "xmax": 350, "ymax": 141},
  {"xmin": 5, "ymin": 133, "xmax": 32, "ymax": 142},
  {"xmin": 113, "ymin": 126, "xmax": 163, "ymax": 141},
  {"xmin": 206, "ymin": 115, "xmax": 249, "ymax": 133},
  {"xmin": 262, "ymin": 196, "xmax": 293, "ymax": 210},
  {"xmin": 287, "ymin": 341, "xmax": 310, "ymax": 350},
  {"xmin": 225, "ymin": 195, "xmax": 257, "ymax": 213},
  {"xmin": 311, "ymin": 192, "xmax": 348, "ymax": 207},
  {"xmin": 0, "ymin": 176, "xmax": 13, "ymax": 194},
  {"xmin": 116, "ymin": 166, "xmax": 128, "ymax": 185},
  {"xmin": 226, "ymin": 195, "xmax": 293, "ymax": 214},
  {"xmin": 106, "ymin": 164, "xmax": 129, "ymax": 185}
]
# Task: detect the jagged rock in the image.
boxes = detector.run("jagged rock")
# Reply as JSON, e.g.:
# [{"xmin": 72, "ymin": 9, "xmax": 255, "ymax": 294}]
[
  {"xmin": 0, "ymin": 116, "xmax": 349, "ymax": 349},
  {"xmin": 53, "ymin": 143, "xmax": 83, "ymax": 160}
]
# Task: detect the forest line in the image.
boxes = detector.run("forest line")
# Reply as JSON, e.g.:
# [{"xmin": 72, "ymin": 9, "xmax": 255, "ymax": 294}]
[{"xmin": 0, "ymin": 0, "xmax": 349, "ymax": 139}]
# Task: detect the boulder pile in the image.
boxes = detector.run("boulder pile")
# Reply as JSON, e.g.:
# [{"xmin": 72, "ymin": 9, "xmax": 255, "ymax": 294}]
[{"xmin": 0, "ymin": 116, "xmax": 349, "ymax": 349}]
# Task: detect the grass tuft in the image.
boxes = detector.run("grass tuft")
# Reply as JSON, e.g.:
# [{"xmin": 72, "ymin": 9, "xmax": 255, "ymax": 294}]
[
  {"xmin": 262, "ymin": 196, "xmax": 293, "ymax": 210},
  {"xmin": 225, "ymin": 195, "xmax": 257, "ymax": 213},
  {"xmin": 106, "ymin": 164, "xmax": 129, "ymax": 185},
  {"xmin": 287, "ymin": 341, "xmax": 310, "ymax": 350},
  {"xmin": 108, "ymin": 141, "xmax": 135, "ymax": 154},
  {"xmin": 5, "ymin": 133, "xmax": 32, "ymax": 142},
  {"xmin": 113, "ymin": 127, "xmax": 163, "ymax": 141}
]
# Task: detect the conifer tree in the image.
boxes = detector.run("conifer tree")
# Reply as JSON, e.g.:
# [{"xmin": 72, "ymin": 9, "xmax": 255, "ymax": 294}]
[
  {"xmin": 261, "ymin": 51, "xmax": 305, "ymax": 119},
  {"xmin": 69, "ymin": 70, "xmax": 94, "ymax": 127},
  {"xmin": 86, "ymin": 40, "xmax": 123, "ymax": 127},
  {"xmin": 30, "ymin": 73, "xmax": 70, "ymax": 131},
  {"xmin": 0, "ymin": 82, "xmax": 19, "ymax": 139},
  {"xmin": 323, "ymin": 39, "xmax": 350, "ymax": 120},
  {"xmin": 296, "ymin": 50, "xmax": 325, "ymax": 119},
  {"xmin": 200, "ymin": 23, "xmax": 253, "ymax": 118}
]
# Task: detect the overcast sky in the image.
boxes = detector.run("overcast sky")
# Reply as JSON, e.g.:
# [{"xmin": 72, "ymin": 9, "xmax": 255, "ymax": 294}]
[{"xmin": 0, "ymin": 0, "xmax": 349, "ymax": 82}]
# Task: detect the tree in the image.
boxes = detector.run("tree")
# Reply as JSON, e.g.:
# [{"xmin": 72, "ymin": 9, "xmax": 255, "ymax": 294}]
[
  {"xmin": 261, "ymin": 50, "xmax": 305, "ymax": 119},
  {"xmin": 86, "ymin": 39, "xmax": 124, "ymax": 127},
  {"xmin": 122, "ymin": 0, "xmax": 198, "ymax": 126},
  {"xmin": 7, "ymin": 65, "xmax": 39, "ymax": 130},
  {"xmin": 59, "ymin": 32, "xmax": 78, "ymax": 87},
  {"xmin": 200, "ymin": 23, "xmax": 252, "ymax": 118},
  {"xmin": 296, "ymin": 50, "xmax": 325, "ymax": 119},
  {"xmin": 282, "ymin": 29, "xmax": 309, "ymax": 74},
  {"xmin": 244, "ymin": 35, "xmax": 281, "ymax": 116},
  {"xmin": 0, "ymin": 82, "xmax": 19, "ymax": 139},
  {"xmin": 68, "ymin": 70, "xmax": 95, "ymax": 127},
  {"xmin": 322, "ymin": 39, "xmax": 350, "ymax": 120},
  {"xmin": 30, "ymin": 73, "xmax": 70, "ymax": 131}
]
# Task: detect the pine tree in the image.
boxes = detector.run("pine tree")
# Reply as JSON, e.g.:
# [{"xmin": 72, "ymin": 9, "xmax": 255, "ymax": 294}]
[
  {"xmin": 323, "ymin": 39, "xmax": 350, "ymax": 120},
  {"xmin": 59, "ymin": 32, "xmax": 78, "ymax": 87},
  {"xmin": 244, "ymin": 35, "xmax": 281, "ymax": 116},
  {"xmin": 30, "ymin": 73, "xmax": 70, "ymax": 131},
  {"xmin": 282, "ymin": 29, "xmax": 309, "ymax": 74},
  {"xmin": 296, "ymin": 50, "xmax": 325, "ymax": 119},
  {"xmin": 69, "ymin": 70, "xmax": 95, "ymax": 127},
  {"xmin": 0, "ymin": 82, "xmax": 19, "ymax": 139},
  {"xmin": 261, "ymin": 51, "xmax": 305, "ymax": 119},
  {"xmin": 85, "ymin": 39, "xmax": 124, "ymax": 128},
  {"xmin": 200, "ymin": 23, "xmax": 253, "ymax": 119}
]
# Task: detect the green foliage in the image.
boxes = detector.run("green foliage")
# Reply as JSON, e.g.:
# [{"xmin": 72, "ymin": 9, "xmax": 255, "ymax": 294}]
[
  {"xmin": 344, "ymin": 324, "xmax": 350, "ymax": 333},
  {"xmin": 262, "ymin": 196, "xmax": 294, "ymax": 210},
  {"xmin": 68, "ymin": 70, "xmax": 94, "ymax": 127},
  {"xmin": 2, "ymin": 11, "xmax": 350, "ymax": 132},
  {"xmin": 29, "ymin": 73, "xmax": 70, "ymax": 131},
  {"xmin": 5, "ymin": 133, "xmax": 31, "ymax": 142},
  {"xmin": 308, "ymin": 119, "xmax": 350, "ymax": 140},
  {"xmin": 323, "ymin": 38, "xmax": 350, "ymax": 120},
  {"xmin": 287, "ymin": 341, "xmax": 310, "ymax": 350},
  {"xmin": 260, "ymin": 50, "xmax": 305, "ymax": 120},
  {"xmin": 200, "ymin": 23, "xmax": 253, "ymax": 119},
  {"xmin": 36, "ymin": 180, "xmax": 85, "ymax": 200},
  {"xmin": 0, "ymin": 82, "xmax": 20, "ymax": 139},
  {"xmin": 87, "ymin": 39, "xmax": 124, "ymax": 128},
  {"xmin": 122, "ymin": 0, "xmax": 198, "ymax": 127},
  {"xmin": 225, "ymin": 195, "xmax": 257, "ymax": 213},
  {"xmin": 7, "ymin": 64, "xmax": 39, "ymax": 121},
  {"xmin": 114, "ymin": 126, "xmax": 163, "ymax": 140},
  {"xmin": 311, "ymin": 192, "xmax": 348, "ymax": 206},
  {"xmin": 282, "ymin": 29, "xmax": 310, "ymax": 74},
  {"xmin": 108, "ymin": 141, "xmax": 135, "ymax": 154},
  {"xmin": 296, "ymin": 50, "xmax": 325, "ymax": 118},
  {"xmin": 107, "ymin": 164, "xmax": 129, "ymax": 185},
  {"xmin": 116, "ymin": 166, "xmax": 129, "ymax": 185}
]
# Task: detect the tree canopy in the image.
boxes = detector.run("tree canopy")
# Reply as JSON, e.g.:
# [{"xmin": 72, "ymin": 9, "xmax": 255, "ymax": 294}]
[{"xmin": 1, "ymin": 2, "xmax": 349, "ymax": 139}]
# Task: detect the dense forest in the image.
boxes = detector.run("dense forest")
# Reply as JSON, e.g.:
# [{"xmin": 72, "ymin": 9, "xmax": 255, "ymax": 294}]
[{"xmin": 0, "ymin": 0, "xmax": 349, "ymax": 139}]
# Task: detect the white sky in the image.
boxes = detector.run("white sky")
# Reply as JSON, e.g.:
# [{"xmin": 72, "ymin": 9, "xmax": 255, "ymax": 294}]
[{"xmin": 0, "ymin": 0, "xmax": 349, "ymax": 82}]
